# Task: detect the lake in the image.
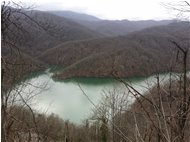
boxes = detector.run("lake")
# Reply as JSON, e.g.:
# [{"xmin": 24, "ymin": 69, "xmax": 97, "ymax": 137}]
[{"xmin": 17, "ymin": 71, "xmax": 174, "ymax": 124}]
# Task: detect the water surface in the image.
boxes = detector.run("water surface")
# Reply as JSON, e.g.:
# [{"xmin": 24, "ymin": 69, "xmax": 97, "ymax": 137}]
[{"xmin": 19, "ymin": 72, "xmax": 173, "ymax": 124}]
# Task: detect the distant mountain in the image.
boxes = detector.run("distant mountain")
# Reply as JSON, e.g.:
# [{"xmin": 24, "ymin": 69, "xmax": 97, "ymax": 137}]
[
  {"xmin": 2, "ymin": 10, "xmax": 102, "ymax": 56},
  {"xmin": 3, "ymin": 8, "xmax": 189, "ymax": 80},
  {"xmin": 74, "ymin": 20, "xmax": 173, "ymax": 36},
  {"xmin": 39, "ymin": 21, "xmax": 190, "ymax": 79},
  {"xmin": 49, "ymin": 10, "xmax": 173, "ymax": 36},
  {"xmin": 48, "ymin": 11, "xmax": 101, "ymax": 21},
  {"xmin": 5, "ymin": 9, "xmax": 173, "ymax": 57}
]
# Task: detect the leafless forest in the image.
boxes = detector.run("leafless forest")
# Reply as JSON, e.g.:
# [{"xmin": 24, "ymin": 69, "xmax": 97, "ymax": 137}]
[{"xmin": 1, "ymin": 1, "xmax": 190, "ymax": 142}]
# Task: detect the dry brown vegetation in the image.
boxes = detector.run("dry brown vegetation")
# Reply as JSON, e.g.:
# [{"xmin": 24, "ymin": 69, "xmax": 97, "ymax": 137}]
[
  {"xmin": 1, "ymin": 1, "xmax": 190, "ymax": 142},
  {"xmin": 2, "ymin": 51, "xmax": 45, "ymax": 90},
  {"xmin": 39, "ymin": 22, "xmax": 190, "ymax": 79},
  {"xmin": 2, "ymin": 105, "xmax": 73, "ymax": 142},
  {"xmin": 2, "ymin": 76, "xmax": 190, "ymax": 142},
  {"xmin": 49, "ymin": 10, "xmax": 172, "ymax": 37},
  {"xmin": 114, "ymin": 77, "xmax": 190, "ymax": 142},
  {"xmin": 1, "ymin": 6, "xmax": 101, "ymax": 57}
]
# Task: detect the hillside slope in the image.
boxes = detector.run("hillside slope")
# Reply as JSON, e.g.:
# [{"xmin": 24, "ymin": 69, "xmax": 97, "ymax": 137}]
[
  {"xmin": 2, "ymin": 51, "xmax": 45, "ymax": 89},
  {"xmin": 39, "ymin": 22, "xmax": 190, "ymax": 79},
  {"xmin": 114, "ymin": 78, "xmax": 190, "ymax": 141},
  {"xmin": 48, "ymin": 10, "xmax": 101, "ymax": 21},
  {"xmin": 2, "ymin": 9, "xmax": 101, "ymax": 56},
  {"xmin": 49, "ymin": 10, "xmax": 172, "ymax": 36},
  {"xmin": 77, "ymin": 20, "xmax": 172, "ymax": 36}
]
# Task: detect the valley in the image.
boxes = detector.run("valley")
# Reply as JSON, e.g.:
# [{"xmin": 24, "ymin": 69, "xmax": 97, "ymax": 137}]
[{"xmin": 2, "ymin": 2, "xmax": 190, "ymax": 142}]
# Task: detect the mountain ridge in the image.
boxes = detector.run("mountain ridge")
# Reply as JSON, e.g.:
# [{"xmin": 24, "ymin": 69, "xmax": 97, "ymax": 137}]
[
  {"xmin": 48, "ymin": 10, "xmax": 101, "ymax": 21},
  {"xmin": 38, "ymin": 21, "xmax": 190, "ymax": 79},
  {"xmin": 49, "ymin": 10, "xmax": 173, "ymax": 36}
]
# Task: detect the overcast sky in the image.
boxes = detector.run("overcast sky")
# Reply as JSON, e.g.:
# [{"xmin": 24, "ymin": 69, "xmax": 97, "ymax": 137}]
[{"xmin": 7, "ymin": 0, "xmax": 187, "ymax": 20}]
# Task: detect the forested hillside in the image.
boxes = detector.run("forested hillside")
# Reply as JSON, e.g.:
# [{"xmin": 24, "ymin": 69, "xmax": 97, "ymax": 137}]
[
  {"xmin": 49, "ymin": 10, "xmax": 101, "ymax": 21},
  {"xmin": 2, "ymin": 2, "xmax": 190, "ymax": 142},
  {"xmin": 39, "ymin": 21, "xmax": 190, "ymax": 79},
  {"xmin": 2, "ymin": 9, "xmax": 101, "ymax": 56},
  {"xmin": 49, "ymin": 10, "xmax": 172, "ymax": 36}
]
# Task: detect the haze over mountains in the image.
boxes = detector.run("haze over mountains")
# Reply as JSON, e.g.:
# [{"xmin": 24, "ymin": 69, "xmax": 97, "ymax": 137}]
[
  {"xmin": 3, "ymin": 3, "xmax": 190, "ymax": 142},
  {"xmin": 49, "ymin": 11, "xmax": 101, "ymax": 21},
  {"xmin": 3, "ymin": 8, "xmax": 190, "ymax": 80},
  {"xmin": 39, "ymin": 21, "xmax": 190, "ymax": 79},
  {"xmin": 48, "ymin": 11, "xmax": 172, "ymax": 36},
  {"xmin": 4, "ymin": 10, "xmax": 101, "ymax": 56}
]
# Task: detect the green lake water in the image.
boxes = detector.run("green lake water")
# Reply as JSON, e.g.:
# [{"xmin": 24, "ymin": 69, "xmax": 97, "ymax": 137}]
[{"xmin": 18, "ymin": 71, "xmax": 174, "ymax": 124}]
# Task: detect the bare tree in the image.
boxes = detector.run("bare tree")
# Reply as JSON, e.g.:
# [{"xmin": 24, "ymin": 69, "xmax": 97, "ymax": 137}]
[
  {"xmin": 1, "ymin": 1, "xmax": 49, "ymax": 142},
  {"xmin": 118, "ymin": 2, "xmax": 190, "ymax": 142},
  {"xmin": 163, "ymin": 1, "xmax": 190, "ymax": 20}
]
